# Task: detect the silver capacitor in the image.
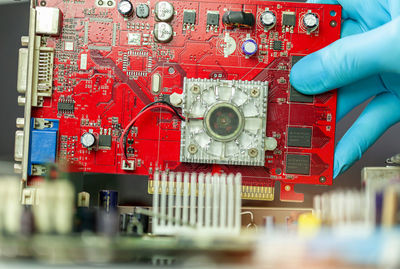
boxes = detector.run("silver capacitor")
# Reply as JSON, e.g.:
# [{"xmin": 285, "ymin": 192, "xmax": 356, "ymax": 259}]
[
  {"xmin": 153, "ymin": 22, "xmax": 173, "ymax": 43},
  {"xmin": 303, "ymin": 12, "xmax": 319, "ymax": 30},
  {"xmin": 260, "ymin": 10, "xmax": 276, "ymax": 28},
  {"xmin": 81, "ymin": 132, "xmax": 96, "ymax": 148},
  {"xmin": 154, "ymin": 1, "xmax": 174, "ymax": 22}
]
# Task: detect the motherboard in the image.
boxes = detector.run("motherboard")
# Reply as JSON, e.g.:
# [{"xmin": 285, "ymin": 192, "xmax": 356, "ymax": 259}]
[{"xmin": 15, "ymin": 0, "xmax": 341, "ymax": 202}]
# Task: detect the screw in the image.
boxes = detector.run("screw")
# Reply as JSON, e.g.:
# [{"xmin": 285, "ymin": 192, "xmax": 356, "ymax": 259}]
[
  {"xmin": 319, "ymin": 176, "xmax": 327, "ymax": 183},
  {"xmin": 188, "ymin": 144, "xmax": 198, "ymax": 154},
  {"xmin": 168, "ymin": 67, "xmax": 175, "ymax": 74},
  {"xmin": 330, "ymin": 20, "xmax": 337, "ymax": 27},
  {"xmin": 248, "ymin": 148, "xmax": 258, "ymax": 158},
  {"xmin": 191, "ymin": 85, "xmax": 200, "ymax": 94},
  {"xmin": 250, "ymin": 88, "xmax": 260, "ymax": 98},
  {"xmin": 284, "ymin": 185, "xmax": 291, "ymax": 191}
]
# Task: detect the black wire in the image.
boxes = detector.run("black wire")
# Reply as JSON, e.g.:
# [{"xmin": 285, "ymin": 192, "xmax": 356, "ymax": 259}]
[{"xmin": 123, "ymin": 101, "xmax": 185, "ymax": 158}]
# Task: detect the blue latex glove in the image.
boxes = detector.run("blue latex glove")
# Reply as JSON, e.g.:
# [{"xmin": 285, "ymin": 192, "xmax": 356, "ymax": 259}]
[{"xmin": 290, "ymin": 0, "xmax": 400, "ymax": 178}]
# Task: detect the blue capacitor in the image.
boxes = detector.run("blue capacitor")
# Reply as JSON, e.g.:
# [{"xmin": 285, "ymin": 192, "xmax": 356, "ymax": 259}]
[
  {"xmin": 99, "ymin": 190, "xmax": 118, "ymax": 212},
  {"xmin": 242, "ymin": 39, "xmax": 258, "ymax": 56}
]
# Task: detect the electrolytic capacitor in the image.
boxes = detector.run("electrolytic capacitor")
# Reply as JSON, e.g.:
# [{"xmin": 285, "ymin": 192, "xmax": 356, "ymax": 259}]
[
  {"xmin": 242, "ymin": 39, "xmax": 258, "ymax": 56},
  {"xmin": 303, "ymin": 12, "xmax": 319, "ymax": 30},
  {"xmin": 260, "ymin": 10, "xmax": 276, "ymax": 28},
  {"xmin": 136, "ymin": 3, "xmax": 149, "ymax": 18},
  {"xmin": 155, "ymin": 1, "xmax": 174, "ymax": 21},
  {"xmin": 118, "ymin": 0, "xmax": 134, "ymax": 17},
  {"xmin": 154, "ymin": 22, "xmax": 173, "ymax": 43},
  {"xmin": 81, "ymin": 132, "xmax": 96, "ymax": 148},
  {"xmin": 98, "ymin": 190, "xmax": 118, "ymax": 213}
]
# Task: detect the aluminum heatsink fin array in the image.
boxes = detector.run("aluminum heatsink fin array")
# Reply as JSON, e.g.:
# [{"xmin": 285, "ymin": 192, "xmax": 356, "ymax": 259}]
[{"xmin": 152, "ymin": 172, "xmax": 242, "ymax": 235}]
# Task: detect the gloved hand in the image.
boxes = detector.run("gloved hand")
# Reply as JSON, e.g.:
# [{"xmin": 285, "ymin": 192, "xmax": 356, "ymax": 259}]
[{"xmin": 290, "ymin": 0, "xmax": 400, "ymax": 178}]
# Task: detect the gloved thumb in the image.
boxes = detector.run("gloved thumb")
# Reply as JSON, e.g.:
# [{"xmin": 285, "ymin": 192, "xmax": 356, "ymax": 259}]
[{"xmin": 290, "ymin": 17, "xmax": 400, "ymax": 95}]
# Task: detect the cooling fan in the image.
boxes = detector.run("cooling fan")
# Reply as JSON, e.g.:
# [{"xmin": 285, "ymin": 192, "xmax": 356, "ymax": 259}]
[{"xmin": 180, "ymin": 78, "xmax": 268, "ymax": 166}]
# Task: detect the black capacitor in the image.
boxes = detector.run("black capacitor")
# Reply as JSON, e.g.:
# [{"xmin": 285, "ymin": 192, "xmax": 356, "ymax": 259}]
[
  {"xmin": 136, "ymin": 3, "xmax": 149, "ymax": 18},
  {"xmin": 99, "ymin": 190, "xmax": 118, "ymax": 212},
  {"xmin": 222, "ymin": 11, "xmax": 255, "ymax": 28},
  {"xmin": 118, "ymin": 0, "xmax": 134, "ymax": 17}
]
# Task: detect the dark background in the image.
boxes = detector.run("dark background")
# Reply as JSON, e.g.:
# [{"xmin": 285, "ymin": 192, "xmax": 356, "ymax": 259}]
[{"xmin": 0, "ymin": 1, "xmax": 399, "ymax": 207}]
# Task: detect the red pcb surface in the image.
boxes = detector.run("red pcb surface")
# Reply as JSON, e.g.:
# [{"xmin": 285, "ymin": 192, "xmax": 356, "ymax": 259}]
[{"xmin": 30, "ymin": 0, "xmax": 341, "ymax": 201}]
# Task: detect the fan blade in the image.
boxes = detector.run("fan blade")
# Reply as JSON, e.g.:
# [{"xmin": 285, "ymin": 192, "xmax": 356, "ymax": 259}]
[
  {"xmin": 244, "ymin": 118, "xmax": 263, "ymax": 135},
  {"xmin": 194, "ymin": 132, "xmax": 211, "ymax": 148},
  {"xmin": 238, "ymin": 132, "xmax": 253, "ymax": 149},
  {"xmin": 231, "ymin": 88, "xmax": 248, "ymax": 106},
  {"xmin": 188, "ymin": 119, "xmax": 203, "ymax": 134},
  {"xmin": 225, "ymin": 141, "xmax": 239, "ymax": 157},
  {"xmin": 191, "ymin": 101, "xmax": 207, "ymax": 117},
  {"xmin": 216, "ymin": 86, "xmax": 233, "ymax": 101},
  {"xmin": 242, "ymin": 101, "xmax": 259, "ymax": 117},
  {"xmin": 208, "ymin": 140, "xmax": 224, "ymax": 158},
  {"xmin": 202, "ymin": 87, "xmax": 217, "ymax": 106}
]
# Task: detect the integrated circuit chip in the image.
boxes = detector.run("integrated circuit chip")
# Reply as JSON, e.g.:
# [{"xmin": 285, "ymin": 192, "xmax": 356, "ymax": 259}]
[
  {"xmin": 291, "ymin": 55, "xmax": 304, "ymax": 67},
  {"xmin": 289, "ymin": 86, "xmax": 314, "ymax": 103},
  {"xmin": 207, "ymin": 12, "xmax": 220, "ymax": 26},
  {"xmin": 272, "ymin": 40, "xmax": 283, "ymax": 50},
  {"xmin": 287, "ymin": 127, "xmax": 312, "ymax": 148},
  {"xmin": 285, "ymin": 154, "xmax": 310, "ymax": 175},
  {"xmin": 183, "ymin": 10, "xmax": 196, "ymax": 24},
  {"xmin": 99, "ymin": 135, "xmax": 112, "ymax": 148},
  {"xmin": 282, "ymin": 12, "xmax": 296, "ymax": 26},
  {"xmin": 57, "ymin": 102, "xmax": 74, "ymax": 113}
]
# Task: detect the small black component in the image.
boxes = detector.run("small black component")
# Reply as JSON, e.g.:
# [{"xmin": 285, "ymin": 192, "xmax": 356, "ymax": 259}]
[
  {"xmin": 127, "ymin": 147, "xmax": 134, "ymax": 154},
  {"xmin": 287, "ymin": 127, "xmax": 312, "ymax": 148},
  {"xmin": 58, "ymin": 102, "xmax": 74, "ymax": 113},
  {"xmin": 289, "ymin": 86, "xmax": 314, "ymax": 103},
  {"xmin": 291, "ymin": 55, "xmax": 304, "ymax": 67},
  {"xmin": 282, "ymin": 12, "xmax": 296, "ymax": 26},
  {"xmin": 207, "ymin": 12, "xmax": 220, "ymax": 26},
  {"xmin": 99, "ymin": 134, "xmax": 112, "ymax": 148},
  {"xmin": 222, "ymin": 11, "xmax": 255, "ymax": 28},
  {"xmin": 183, "ymin": 10, "xmax": 196, "ymax": 24},
  {"xmin": 136, "ymin": 3, "xmax": 149, "ymax": 18},
  {"xmin": 272, "ymin": 40, "xmax": 283, "ymax": 50},
  {"xmin": 127, "ymin": 139, "xmax": 134, "ymax": 145},
  {"xmin": 118, "ymin": 0, "xmax": 134, "ymax": 17},
  {"xmin": 285, "ymin": 154, "xmax": 310, "ymax": 175}
]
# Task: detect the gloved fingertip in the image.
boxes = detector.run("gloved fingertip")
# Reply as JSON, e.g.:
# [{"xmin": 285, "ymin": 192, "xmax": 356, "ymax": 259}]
[
  {"xmin": 290, "ymin": 53, "xmax": 327, "ymax": 95},
  {"xmin": 333, "ymin": 157, "xmax": 340, "ymax": 179}
]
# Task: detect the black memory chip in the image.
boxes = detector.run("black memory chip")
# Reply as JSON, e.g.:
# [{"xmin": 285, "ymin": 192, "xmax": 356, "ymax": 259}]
[
  {"xmin": 289, "ymin": 86, "xmax": 314, "ymax": 103},
  {"xmin": 291, "ymin": 55, "xmax": 304, "ymax": 67},
  {"xmin": 287, "ymin": 127, "xmax": 312, "ymax": 148},
  {"xmin": 183, "ymin": 10, "xmax": 196, "ymax": 24},
  {"xmin": 207, "ymin": 12, "xmax": 220, "ymax": 26},
  {"xmin": 285, "ymin": 154, "xmax": 310, "ymax": 175},
  {"xmin": 99, "ymin": 135, "xmax": 112, "ymax": 148},
  {"xmin": 282, "ymin": 12, "xmax": 296, "ymax": 26},
  {"xmin": 58, "ymin": 102, "xmax": 74, "ymax": 112},
  {"xmin": 273, "ymin": 40, "xmax": 283, "ymax": 50}
]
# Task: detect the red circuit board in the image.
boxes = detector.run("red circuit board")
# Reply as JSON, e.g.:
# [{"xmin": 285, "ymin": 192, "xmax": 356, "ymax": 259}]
[{"xmin": 27, "ymin": 0, "xmax": 341, "ymax": 201}]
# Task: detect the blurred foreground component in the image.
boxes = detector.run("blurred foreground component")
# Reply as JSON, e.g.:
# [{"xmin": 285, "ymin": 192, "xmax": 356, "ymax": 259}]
[{"xmin": 151, "ymin": 171, "xmax": 242, "ymax": 235}]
